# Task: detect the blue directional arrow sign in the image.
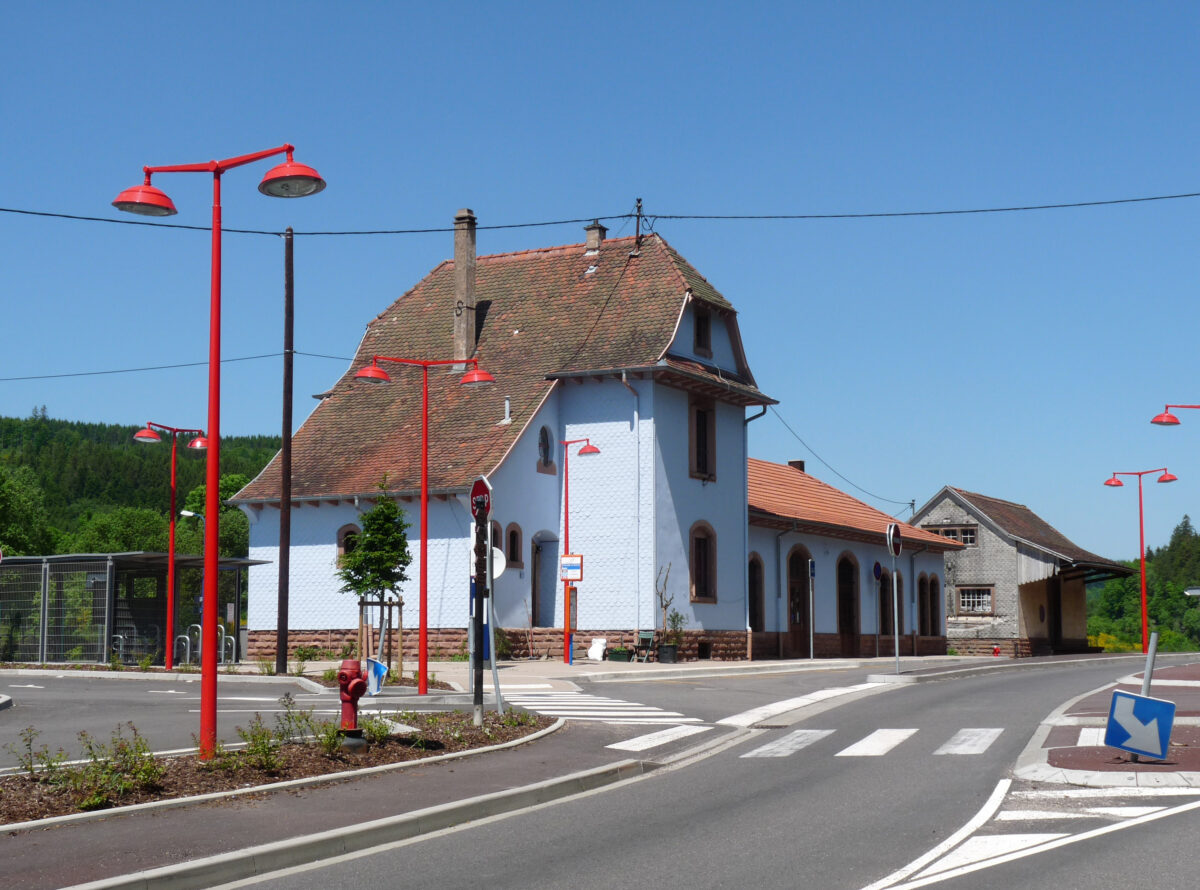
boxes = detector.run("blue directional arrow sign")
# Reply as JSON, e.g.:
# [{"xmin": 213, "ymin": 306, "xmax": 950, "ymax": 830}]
[{"xmin": 1104, "ymin": 690, "xmax": 1176, "ymax": 760}]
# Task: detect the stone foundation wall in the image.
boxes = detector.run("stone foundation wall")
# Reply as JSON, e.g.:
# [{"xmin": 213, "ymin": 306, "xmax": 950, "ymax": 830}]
[{"xmin": 950, "ymin": 638, "xmax": 1033, "ymax": 658}]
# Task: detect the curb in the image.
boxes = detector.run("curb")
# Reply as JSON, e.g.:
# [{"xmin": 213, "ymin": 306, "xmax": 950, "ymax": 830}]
[
  {"xmin": 0, "ymin": 694, "xmax": 10, "ymax": 711},
  {"xmin": 0, "ymin": 718, "xmax": 567, "ymax": 836},
  {"xmin": 63, "ymin": 756, "xmax": 654, "ymax": 890},
  {"xmin": 0, "ymin": 667, "xmax": 327, "ymax": 693}
]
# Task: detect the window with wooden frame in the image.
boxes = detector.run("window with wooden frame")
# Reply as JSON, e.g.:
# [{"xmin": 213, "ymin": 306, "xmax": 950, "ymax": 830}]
[
  {"xmin": 956, "ymin": 586, "xmax": 994, "ymax": 615},
  {"xmin": 693, "ymin": 304, "xmax": 712, "ymax": 357},
  {"xmin": 924, "ymin": 524, "xmax": 977, "ymax": 546},
  {"xmin": 690, "ymin": 521, "xmax": 717, "ymax": 603},
  {"xmin": 689, "ymin": 395, "xmax": 716, "ymax": 481},
  {"xmin": 505, "ymin": 523, "xmax": 524, "ymax": 568},
  {"xmin": 336, "ymin": 524, "xmax": 360, "ymax": 566}
]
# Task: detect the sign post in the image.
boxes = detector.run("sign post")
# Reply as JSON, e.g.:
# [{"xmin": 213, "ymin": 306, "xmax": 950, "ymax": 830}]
[
  {"xmin": 469, "ymin": 477, "xmax": 492, "ymax": 727},
  {"xmin": 887, "ymin": 523, "xmax": 903, "ymax": 674}
]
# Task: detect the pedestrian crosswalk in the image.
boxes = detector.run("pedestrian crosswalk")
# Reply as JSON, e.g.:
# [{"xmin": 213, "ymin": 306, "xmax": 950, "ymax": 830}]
[
  {"xmin": 740, "ymin": 727, "xmax": 1006, "ymax": 759},
  {"xmin": 502, "ymin": 691, "xmax": 703, "ymax": 724}
]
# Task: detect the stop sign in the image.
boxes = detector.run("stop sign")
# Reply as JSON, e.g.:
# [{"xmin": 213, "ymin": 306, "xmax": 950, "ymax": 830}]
[{"xmin": 470, "ymin": 477, "xmax": 492, "ymax": 521}]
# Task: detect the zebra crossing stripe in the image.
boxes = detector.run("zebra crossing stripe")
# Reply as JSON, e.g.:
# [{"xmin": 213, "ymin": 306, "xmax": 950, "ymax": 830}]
[
  {"xmin": 607, "ymin": 725, "xmax": 713, "ymax": 752},
  {"xmin": 1077, "ymin": 727, "xmax": 1106, "ymax": 747},
  {"xmin": 934, "ymin": 728, "xmax": 1004, "ymax": 755},
  {"xmin": 741, "ymin": 729, "xmax": 835, "ymax": 758},
  {"xmin": 835, "ymin": 728, "xmax": 918, "ymax": 757}
]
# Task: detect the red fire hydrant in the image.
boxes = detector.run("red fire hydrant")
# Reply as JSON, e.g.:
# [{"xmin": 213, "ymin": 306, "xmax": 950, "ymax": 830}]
[
  {"xmin": 992, "ymin": 645, "xmax": 1002, "ymax": 657},
  {"xmin": 338, "ymin": 659, "xmax": 367, "ymax": 731}
]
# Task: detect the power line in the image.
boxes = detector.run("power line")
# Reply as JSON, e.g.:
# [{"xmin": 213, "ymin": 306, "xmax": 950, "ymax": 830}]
[
  {"xmin": 768, "ymin": 406, "xmax": 912, "ymax": 507},
  {"xmin": 3, "ymin": 187, "xmax": 1198, "ymax": 237},
  {"xmin": 0, "ymin": 350, "xmax": 350, "ymax": 383}
]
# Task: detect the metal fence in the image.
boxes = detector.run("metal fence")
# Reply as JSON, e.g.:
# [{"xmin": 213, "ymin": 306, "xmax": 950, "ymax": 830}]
[{"xmin": 0, "ymin": 554, "xmax": 253, "ymax": 665}]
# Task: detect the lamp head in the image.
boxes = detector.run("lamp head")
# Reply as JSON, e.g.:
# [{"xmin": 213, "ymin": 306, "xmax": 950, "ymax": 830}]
[
  {"xmin": 1151, "ymin": 409, "xmax": 1181, "ymax": 426},
  {"xmin": 578, "ymin": 442, "xmax": 601, "ymax": 455},
  {"xmin": 459, "ymin": 367, "xmax": 495, "ymax": 387},
  {"xmin": 1104, "ymin": 476, "xmax": 1124, "ymax": 487},
  {"xmin": 112, "ymin": 181, "xmax": 177, "ymax": 217},
  {"xmin": 259, "ymin": 150, "xmax": 326, "ymax": 198},
  {"xmin": 186, "ymin": 436, "xmax": 208, "ymax": 451},
  {"xmin": 133, "ymin": 427, "xmax": 162, "ymax": 444},
  {"xmin": 355, "ymin": 363, "xmax": 391, "ymax": 384},
  {"xmin": 1158, "ymin": 471, "xmax": 1178, "ymax": 484}
]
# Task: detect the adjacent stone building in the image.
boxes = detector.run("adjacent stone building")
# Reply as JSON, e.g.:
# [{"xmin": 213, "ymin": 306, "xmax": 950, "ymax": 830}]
[{"xmin": 911, "ymin": 487, "xmax": 1131, "ymax": 656}]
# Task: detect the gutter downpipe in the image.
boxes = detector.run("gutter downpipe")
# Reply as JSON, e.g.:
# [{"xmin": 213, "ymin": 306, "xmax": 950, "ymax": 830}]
[
  {"xmin": 744, "ymin": 405, "xmax": 767, "ymax": 658},
  {"xmin": 620, "ymin": 372, "xmax": 643, "ymax": 633}
]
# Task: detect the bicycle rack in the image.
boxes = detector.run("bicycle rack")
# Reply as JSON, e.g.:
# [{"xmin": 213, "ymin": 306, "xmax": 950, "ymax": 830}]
[
  {"xmin": 111, "ymin": 634, "xmax": 125, "ymax": 663},
  {"xmin": 174, "ymin": 634, "xmax": 191, "ymax": 666}
]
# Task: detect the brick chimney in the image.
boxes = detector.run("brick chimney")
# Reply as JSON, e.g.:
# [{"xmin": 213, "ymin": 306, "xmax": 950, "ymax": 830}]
[
  {"xmin": 584, "ymin": 219, "xmax": 607, "ymax": 253},
  {"xmin": 453, "ymin": 208, "xmax": 477, "ymax": 361},
  {"xmin": 789, "ymin": 460, "xmax": 806, "ymax": 473}
]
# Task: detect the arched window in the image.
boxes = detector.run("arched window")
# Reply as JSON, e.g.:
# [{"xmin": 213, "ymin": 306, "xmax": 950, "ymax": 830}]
[
  {"xmin": 505, "ymin": 523, "xmax": 524, "ymax": 568},
  {"xmin": 929, "ymin": 577, "xmax": 942, "ymax": 636},
  {"xmin": 489, "ymin": 521, "xmax": 502, "ymax": 550},
  {"xmin": 690, "ymin": 521, "xmax": 717, "ymax": 603},
  {"xmin": 918, "ymin": 575, "xmax": 931, "ymax": 636},
  {"xmin": 748, "ymin": 553, "xmax": 764, "ymax": 632},
  {"xmin": 337, "ymin": 524, "xmax": 360, "ymax": 566}
]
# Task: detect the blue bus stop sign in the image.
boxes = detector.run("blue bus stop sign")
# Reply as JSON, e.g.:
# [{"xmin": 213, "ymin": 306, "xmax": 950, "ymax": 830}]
[{"xmin": 1104, "ymin": 690, "xmax": 1176, "ymax": 760}]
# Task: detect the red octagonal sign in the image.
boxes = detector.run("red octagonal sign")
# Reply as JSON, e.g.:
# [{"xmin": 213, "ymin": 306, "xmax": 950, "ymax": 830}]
[{"xmin": 470, "ymin": 477, "xmax": 492, "ymax": 521}]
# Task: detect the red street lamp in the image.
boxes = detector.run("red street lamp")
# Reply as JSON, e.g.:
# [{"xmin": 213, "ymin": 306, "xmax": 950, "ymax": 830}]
[
  {"xmin": 1151, "ymin": 404, "xmax": 1200, "ymax": 426},
  {"xmin": 115, "ymin": 144, "xmax": 324, "ymax": 757},
  {"xmin": 1104, "ymin": 468, "xmax": 1177, "ymax": 653},
  {"xmin": 354, "ymin": 355, "xmax": 495, "ymax": 694},
  {"xmin": 560, "ymin": 438, "xmax": 600, "ymax": 663},
  {"xmin": 134, "ymin": 423, "xmax": 205, "ymax": 670}
]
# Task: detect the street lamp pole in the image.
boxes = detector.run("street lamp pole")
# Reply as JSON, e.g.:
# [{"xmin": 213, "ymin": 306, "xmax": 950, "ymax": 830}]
[
  {"xmin": 354, "ymin": 355, "xmax": 495, "ymax": 694},
  {"xmin": 134, "ymin": 423, "xmax": 205, "ymax": 670},
  {"xmin": 560, "ymin": 438, "xmax": 600, "ymax": 663},
  {"xmin": 1104, "ymin": 468, "xmax": 1177, "ymax": 653},
  {"xmin": 114, "ymin": 144, "xmax": 324, "ymax": 757}
]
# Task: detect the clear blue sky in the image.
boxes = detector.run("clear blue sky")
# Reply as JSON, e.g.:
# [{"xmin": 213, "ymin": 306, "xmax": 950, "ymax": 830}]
[{"xmin": 2, "ymin": 2, "xmax": 1197, "ymax": 561}]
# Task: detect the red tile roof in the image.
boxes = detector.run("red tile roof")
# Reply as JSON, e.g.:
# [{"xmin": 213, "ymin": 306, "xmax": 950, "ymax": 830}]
[
  {"xmin": 748, "ymin": 459, "xmax": 961, "ymax": 551},
  {"xmin": 236, "ymin": 234, "xmax": 772, "ymax": 502}
]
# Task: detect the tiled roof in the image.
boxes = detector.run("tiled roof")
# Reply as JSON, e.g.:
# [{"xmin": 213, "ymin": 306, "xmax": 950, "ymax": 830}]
[
  {"xmin": 236, "ymin": 234, "xmax": 772, "ymax": 502},
  {"xmin": 748, "ymin": 459, "xmax": 960, "ymax": 551},
  {"xmin": 950, "ymin": 488, "xmax": 1124, "ymax": 569}
]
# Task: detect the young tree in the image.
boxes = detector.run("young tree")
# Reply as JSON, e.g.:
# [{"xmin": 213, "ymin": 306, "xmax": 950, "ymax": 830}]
[
  {"xmin": 336, "ymin": 480, "xmax": 412, "ymax": 599},
  {"xmin": 183, "ymin": 473, "xmax": 251, "ymax": 558},
  {"xmin": 0, "ymin": 466, "xmax": 54, "ymax": 555}
]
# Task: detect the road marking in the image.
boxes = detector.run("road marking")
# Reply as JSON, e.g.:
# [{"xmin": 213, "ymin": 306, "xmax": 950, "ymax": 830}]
[
  {"xmin": 717, "ymin": 682, "xmax": 886, "ymax": 727},
  {"xmin": 836, "ymin": 728, "xmax": 917, "ymax": 757},
  {"xmin": 607, "ymin": 725, "xmax": 712, "ymax": 751},
  {"xmin": 147, "ymin": 689, "xmax": 187, "ymax": 695},
  {"xmin": 504, "ymin": 691, "xmax": 698, "ymax": 724},
  {"xmin": 498, "ymin": 683, "xmax": 554, "ymax": 689},
  {"xmin": 7, "ymin": 684, "xmax": 43, "ymax": 689},
  {"xmin": 1086, "ymin": 805, "xmax": 1165, "ymax": 817},
  {"xmin": 933, "ymin": 728, "xmax": 1003, "ymax": 756},
  {"xmin": 741, "ymin": 729, "xmax": 835, "ymax": 758},
  {"xmin": 995, "ymin": 810, "xmax": 1087, "ymax": 821},
  {"xmin": 1076, "ymin": 727, "xmax": 1105, "ymax": 746},
  {"xmin": 919, "ymin": 834, "xmax": 1068, "ymax": 877},
  {"xmin": 1012, "ymin": 787, "xmax": 1200, "ymax": 799}
]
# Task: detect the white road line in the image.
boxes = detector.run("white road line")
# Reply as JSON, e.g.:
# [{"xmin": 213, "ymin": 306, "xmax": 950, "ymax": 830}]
[
  {"xmin": 836, "ymin": 728, "xmax": 917, "ymax": 757},
  {"xmin": 995, "ymin": 810, "xmax": 1087, "ymax": 822},
  {"xmin": 1076, "ymin": 727, "xmax": 1105, "ymax": 747},
  {"xmin": 1012, "ymin": 787, "xmax": 1200, "ymax": 799},
  {"xmin": 741, "ymin": 729, "xmax": 835, "ymax": 758},
  {"xmin": 498, "ymin": 684, "xmax": 554, "ymax": 689},
  {"xmin": 607, "ymin": 725, "xmax": 712, "ymax": 751},
  {"xmin": 934, "ymin": 728, "xmax": 1003, "ymax": 756},
  {"xmin": 1086, "ymin": 806, "xmax": 1165, "ymax": 817},
  {"xmin": 918, "ymin": 834, "xmax": 1068, "ymax": 877},
  {"xmin": 717, "ymin": 682, "xmax": 886, "ymax": 727}
]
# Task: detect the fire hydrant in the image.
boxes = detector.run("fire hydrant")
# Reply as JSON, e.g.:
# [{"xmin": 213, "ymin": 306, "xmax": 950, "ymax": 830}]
[
  {"xmin": 337, "ymin": 659, "xmax": 367, "ymax": 732},
  {"xmin": 992, "ymin": 645, "xmax": 1002, "ymax": 657}
]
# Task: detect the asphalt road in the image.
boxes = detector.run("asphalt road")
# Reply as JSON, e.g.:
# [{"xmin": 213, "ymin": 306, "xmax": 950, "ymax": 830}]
[{"xmin": 228, "ymin": 656, "xmax": 1193, "ymax": 890}]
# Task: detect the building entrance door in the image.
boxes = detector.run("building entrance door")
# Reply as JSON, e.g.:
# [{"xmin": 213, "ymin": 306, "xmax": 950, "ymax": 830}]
[{"xmin": 787, "ymin": 551, "xmax": 811, "ymax": 658}]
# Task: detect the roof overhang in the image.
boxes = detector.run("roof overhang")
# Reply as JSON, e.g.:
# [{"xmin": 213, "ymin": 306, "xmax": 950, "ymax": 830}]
[
  {"xmin": 547, "ymin": 361, "xmax": 777, "ymax": 407},
  {"xmin": 749, "ymin": 510, "xmax": 963, "ymax": 552}
]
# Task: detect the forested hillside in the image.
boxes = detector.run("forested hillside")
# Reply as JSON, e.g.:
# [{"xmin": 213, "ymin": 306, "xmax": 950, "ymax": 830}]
[
  {"xmin": 0, "ymin": 410, "xmax": 279, "ymax": 556},
  {"xmin": 1088, "ymin": 515, "xmax": 1200, "ymax": 651}
]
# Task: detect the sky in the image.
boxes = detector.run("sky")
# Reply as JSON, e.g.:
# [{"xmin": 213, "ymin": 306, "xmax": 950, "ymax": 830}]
[{"xmin": 2, "ymin": 2, "xmax": 1198, "ymax": 562}]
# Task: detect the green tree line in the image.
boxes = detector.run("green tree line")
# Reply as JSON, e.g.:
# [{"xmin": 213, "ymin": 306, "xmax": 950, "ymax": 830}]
[
  {"xmin": 1088, "ymin": 515, "xmax": 1200, "ymax": 651},
  {"xmin": 0, "ymin": 410, "xmax": 279, "ymax": 558}
]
